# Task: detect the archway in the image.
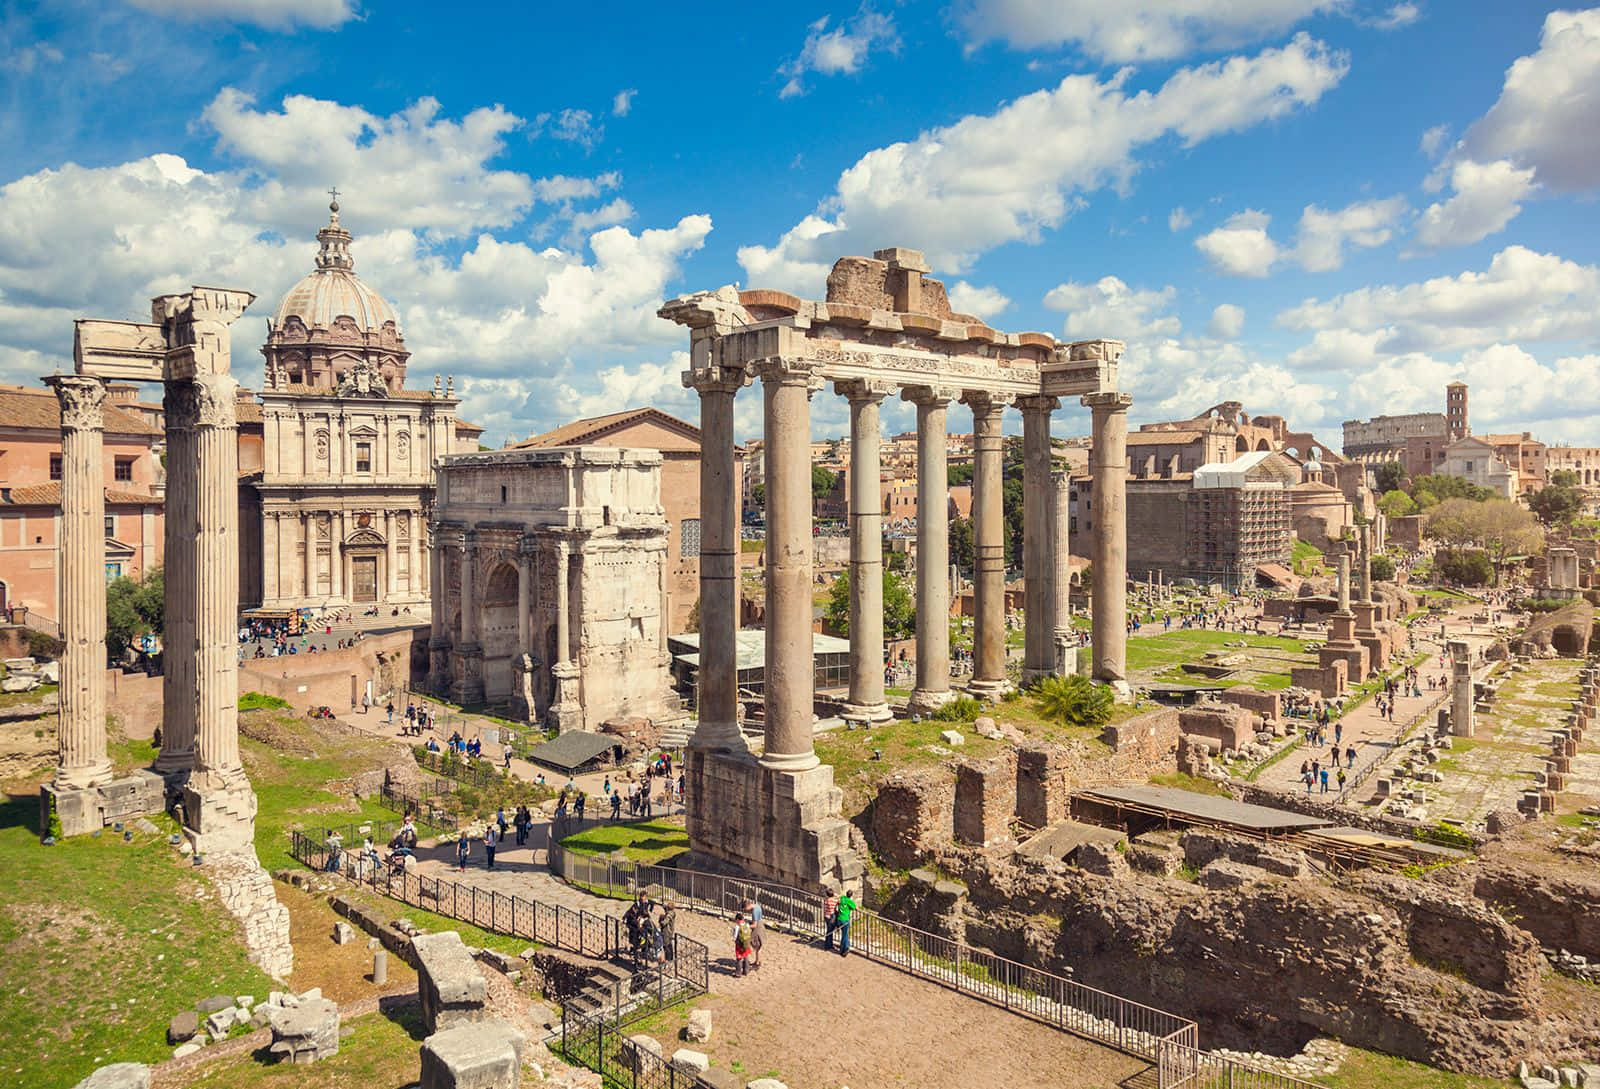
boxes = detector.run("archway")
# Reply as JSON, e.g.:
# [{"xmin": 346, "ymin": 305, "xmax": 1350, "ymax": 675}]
[
  {"xmin": 342, "ymin": 527, "xmax": 386, "ymax": 604},
  {"xmin": 1255, "ymin": 438, "xmax": 1270, "ymax": 451},
  {"xmin": 481, "ymin": 562, "xmax": 520, "ymax": 704},
  {"xmin": 1235, "ymin": 435, "xmax": 1248, "ymax": 452}
]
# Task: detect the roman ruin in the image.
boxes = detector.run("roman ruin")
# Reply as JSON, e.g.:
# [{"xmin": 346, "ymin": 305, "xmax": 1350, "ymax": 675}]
[{"xmin": 660, "ymin": 247, "xmax": 1128, "ymax": 890}]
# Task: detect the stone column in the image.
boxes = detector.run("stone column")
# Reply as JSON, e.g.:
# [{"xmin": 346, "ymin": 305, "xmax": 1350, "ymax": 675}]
[
  {"xmin": 385, "ymin": 510, "xmax": 398, "ymax": 598},
  {"xmin": 1018, "ymin": 396, "xmax": 1058, "ymax": 684},
  {"xmin": 964, "ymin": 391, "xmax": 1012, "ymax": 699},
  {"xmin": 684, "ymin": 366, "xmax": 747, "ymax": 751},
  {"xmin": 1337, "ymin": 551, "xmax": 1351, "ymax": 613},
  {"xmin": 157, "ymin": 381, "xmax": 197, "ymax": 774},
  {"xmin": 904, "ymin": 385, "xmax": 958, "ymax": 714},
  {"xmin": 190, "ymin": 374, "xmax": 244, "ymax": 782},
  {"xmin": 1357, "ymin": 524, "xmax": 1373, "ymax": 604},
  {"xmin": 1450, "ymin": 639, "xmax": 1475, "ymax": 738},
  {"xmin": 837, "ymin": 379, "xmax": 893, "ymax": 724},
  {"xmin": 459, "ymin": 531, "xmax": 478, "ymax": 647},
  {"xmin": 1084, "ymin": 392, "xmax": 1132, "ymax": 695},
  {"xmin": 47, "ymin": 376, "xmax": 113, "ymax": 789},
  {"xmin": 410, "ymin": 515, "xmax": 423, "ymax": 597},
  {"xmin": 759, "ymin": 358, "xmax": 822, "ymax": 771},
  {"xmin": 516, "ymin": 539, "xmax": 532, "ymax": 653},
  {"xmin": 1051, "ymin": 468, "xmax": 1075, "ymax": 675},
  {"xmin": 262, "ymin": 511, "xmax": 280, "ymax": 603},
  {"xmin": 427, "ymin": 521, "xmax": 449, "ymax": 693},
  {"xmin": 300, "ymin": 512, "xmax": 312, "ymax": 598},
  {"xmin": 330, "ymin": 511, "xmax": 344, "ymax": 600},
  {"xmin": 551, "ymin": 539, "xmax": 580, "ymax": 730}
]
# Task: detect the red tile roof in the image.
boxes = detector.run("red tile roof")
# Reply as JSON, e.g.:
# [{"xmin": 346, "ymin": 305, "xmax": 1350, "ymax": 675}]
[{"xmin": 0, "ymin": 384, "xmax": 162, "ymax": 437}]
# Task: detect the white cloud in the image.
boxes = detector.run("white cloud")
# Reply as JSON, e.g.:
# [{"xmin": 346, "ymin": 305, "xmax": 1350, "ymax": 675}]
[
  {"xmin": 0, "ymin": 94, "xmax": 714, "ymax": 448},
  {"xmin": 1366, "ymin": 3, "xmax": 1421, "ymax": 30},
  {"xmin": 1, "ymin": 42, "xmax": 64, "ymax": 74},
  {"xmin": 1043, "ymin": 276, "xmax": 1180, "ymax": 338},
  {"xmin": 778, "ymin": 10, "xmax": 899, "ymax": 98},
  {"xmin": 741, "ymin": 34, "xmax": 1347, "ymax": 291},
  {"xmin": 1413, "ymin": 159, "xmax": 1536, "ymax": 250},
  {"xmin": 1278, "ymin": 245, "xmax": 1600, "ymax": 355},
  {"xmin": 1419, "ymin": 123, "xmax": 1450, "ymax": 159},
  {"xmin": 1195, "ymin": 197, "xmax": 1406, "ymax": 275},
  {"xmin": 955, "ymin": 0, "xmax": 1340, "ymax": 62},
  {"xmin": 1168, "ymin": 205, "xmax": 1193, "ymax": 231},
  {"xmin": 123, "ymin": 0, "xmax": 357, "ymax": 31},
  {"xmin": 612, "ymin": 89, "xmax": 637, "ymax": 117},
  {"xmin": 1208, "ymin": 303, "xmax": 1245, "ymax": 338},
  {"xmin": 534, "ymin": 108, "xmax": 603, "ymax": 150},
  {"xmin": 1195, "ymin": 209, "xmax": 1281, "ymax": 276},
  {"xmin": 1294, "ymin": 196, "xmax": 1408, "ymax": 272},
  {"xmin": 947, "ymin": 282, "xmax": 1012, "ymax": 320},
  {"xmin": 1461, "ymin": 9, "xmax": 1600, "ymax": 192}
]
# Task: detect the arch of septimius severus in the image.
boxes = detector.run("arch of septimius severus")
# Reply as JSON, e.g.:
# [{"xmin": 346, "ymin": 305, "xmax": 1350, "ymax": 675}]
[{"xmin": 661, "ymin": 247, "xmax": 1129, "ymax": 892}]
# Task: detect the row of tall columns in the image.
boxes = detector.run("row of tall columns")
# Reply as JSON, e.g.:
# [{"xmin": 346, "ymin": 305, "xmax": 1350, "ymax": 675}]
[
  {"xmin": 157, "ymin": 382, "xmax": 197, "ymax": 773},
  {"xmin": 838, "ymin": 380, "xmax": 892, "ymax": 725},
  {"xmin": 965, "ymin": 392, "xmax": 1011, "ymax": 699},
  {"xmin": 47, "ymin": 376, "xmax": 113, "ymax": 789},
  {"xmin": 905, "ymin": 385, "xmax": 956, "ymax": 716}
]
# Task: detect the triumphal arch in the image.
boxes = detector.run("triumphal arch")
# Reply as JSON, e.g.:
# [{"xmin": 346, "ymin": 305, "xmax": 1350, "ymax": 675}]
[{"xmin": 660, "ymin": 247, "xmax": 1129, "ymax": 891}]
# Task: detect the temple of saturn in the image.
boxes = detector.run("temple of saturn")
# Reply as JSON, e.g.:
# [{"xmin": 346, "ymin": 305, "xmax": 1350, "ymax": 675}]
[
  {"xmin": 660, "ymin": 247, "xmax": 1128, "ymax": 891},
  {"xmin": 42, "ymin": 287, "xmax": 293, "ymax": 976}
]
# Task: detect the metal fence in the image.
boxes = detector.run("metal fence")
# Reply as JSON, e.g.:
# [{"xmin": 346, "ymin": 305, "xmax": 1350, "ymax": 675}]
[
  {"xmin": 414, "ymin": 748, "xmax": 514, "ymax": 788},
  {"xmin": 558, "ymin": 1009, "xmax": 722, "ymax": 1089}
]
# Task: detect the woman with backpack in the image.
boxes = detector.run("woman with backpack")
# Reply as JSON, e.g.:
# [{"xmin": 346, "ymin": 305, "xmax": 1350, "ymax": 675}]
[{"xmin": 731, "ymin": 912, "xmax": 752, "ymax": 977}]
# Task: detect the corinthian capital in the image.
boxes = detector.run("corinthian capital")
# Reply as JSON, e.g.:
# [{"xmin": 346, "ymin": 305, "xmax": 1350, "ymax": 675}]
[
  {"xmin": 833, "ymin": 378, "xmax": 895, "ymax": 404},
  {"xmin": 192, "ymin": 374, "xmax": 240, "ymax": 428},
  {"xmin": 900, "ymin": 384, "xmax": 959, "ymax": 409},
  {"xmin": 749, "ymin": 356, "xmax": 823, "ymax": 392},
  {"xmin": 47, "ymin": 375, "xmax": 106, "ymax": 432},
  {"xmin": 682, "ymin": 364, "xmax": 750, "ymax": 397}
]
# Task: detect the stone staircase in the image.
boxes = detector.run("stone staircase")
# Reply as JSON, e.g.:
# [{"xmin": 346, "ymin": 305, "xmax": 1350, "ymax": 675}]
[{"xmin": 561, "ymin": 957, "xmax": 701, "ymax": 1023}]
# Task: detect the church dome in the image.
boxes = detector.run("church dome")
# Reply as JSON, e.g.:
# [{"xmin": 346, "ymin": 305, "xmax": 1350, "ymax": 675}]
[{"xmin": 272, "ymin": 199, "xmax": 399, "ymax": 334}]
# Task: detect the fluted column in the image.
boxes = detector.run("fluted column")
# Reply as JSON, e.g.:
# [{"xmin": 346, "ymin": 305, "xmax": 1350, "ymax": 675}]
[
  {"xmin": 964, "ymin": 391, "xmax": 1012, "ymax": 699},
  {"xmin": 1052, "ymin": 468, "xmax": 1075, "ymax": 675},
  {"xmin": 191, "ymin": 374, "xmax": 244, "ymax": 783},
  {"xmin": 1337, "ymin": 550, "xmax": 1351, "ymax": 613},
  {"xmin": 1018, "ymin": 395, "xmax": 1058, "ymax": 684},
  {"xmin": 837, "ymin": 379, "xmax": 892, "ymax": 724},
  {"xmin": 1358, "ymin": 523, "xmax": 1373, "ymax": 604},
  {"xmin": 459, "ymin": 531, "xmax": 479, "ymax": 647},
  {"xmin": 759, "ymin": 358, "xmax": 822, "ymax": 771},
  {"xmin": 48, "ymin": 376, "xmax": 113, "ymax": 789},
  {"xmin": 684, "ymin": 365, "xmax": 747, "ymax": 751},
  {"xmin": 158, "ymin": 381, "xmax": 197, "ymax": 773},
  {"xmin": 1084, "ymin": 391, "xmax": 1132, "ymax": 694},
  {"xmin": 904, "ymin": 385, "xmax": 957, "ymax": 715}
]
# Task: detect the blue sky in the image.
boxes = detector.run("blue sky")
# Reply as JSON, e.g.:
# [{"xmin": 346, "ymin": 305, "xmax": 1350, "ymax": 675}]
[{"xmin": 1, "ymin": 1, "xmax": 1597, "ymax": 449}]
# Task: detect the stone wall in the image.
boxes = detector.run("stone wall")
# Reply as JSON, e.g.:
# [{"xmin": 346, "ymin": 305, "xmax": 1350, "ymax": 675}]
[
  {"xmin": 868, "ymin": 771, "xmax": 955, "ymax": 870},
  {"xmin": 1015, "ymin": 745, "xmax": 1068, "ymax": 830},
  {"xmin": 1100, "ymin": 708, "xmax": 1182, "ymax": 775},
  {"xmin": 107, "ymin": 668, "xmax": 162, "ymax": 740},
  {"xmin": 1291, "ymin": 660, "xmax": 1346, "ymax": 698},
  {"xmin": 1178, "ymin": 703, "xmax": 1257, "ymax": 751},
  {"xmin": 954, "ymin": 753, "xmax": 1018, "ymax": 848},
  {"xmin": 1468, "ymin": 864, "xmax": 1600, "ymax": 960},
  {"xmin": 240, "ymin": 627, "xmax": 425, "ymax": 713},
  {"xmin": 1218, "ymin": 687, "xmax": 1280, "ymax": 722}
]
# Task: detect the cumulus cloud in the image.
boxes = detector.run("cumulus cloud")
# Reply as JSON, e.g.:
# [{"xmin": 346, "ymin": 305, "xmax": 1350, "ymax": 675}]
[
  {"xmin": 1419, "ymin": 123, "xmax": 1450, "ymax": 159},
  {"xmin": 124, "ymin": 0, "xmax": 357, "ymax": 31},
  {"xmin": 1195, "ymin": 197, "xmax": 1406, "ymax": 275},
  {"xmin": 0, "ymin": 92, "xmax": 713, "ymax": 447},
  {"xmin": 947, "ymin": 281, "xmax": 1012, "ymax": 320},
  {"xmin": 1461, "ymin": 8, "xmax": 1600, "ymax": 192},
  {"xmin": 778, "ymin": 9, "xmax": 899, "ymax": 98},
  {"xmin": 1413, "ymin": 159, "xmax": 1536, "ymax": 250},
  {"xmin": 1278, "ymin": 245, "xmax": 1600, "ymax": 355},
  {"xmin": 1167, "ymin": 205, "xmax": 1193, "ymax": 232},
  {"xmin": 740, "ymin": 34, "xmax": 1347, "ymax": 292},
  {"xmin": 534, "ymin": 108, "xmax": 603, "ymax": 150},
  {"xmin": 1043, "ymin": 276, "xmax": 1180, "ymax": 339},
  {"xmin": 612, "ymin": 89, "xmax": 637, "ymax": 117},
  {"xmin": 1208, "ymin": 303, "xmax": 1245, "ymax": 338}
]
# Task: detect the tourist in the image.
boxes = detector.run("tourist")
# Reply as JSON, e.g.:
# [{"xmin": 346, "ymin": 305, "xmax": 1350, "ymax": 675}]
[
  {"xmin": 745, "ymin": 898, "xmax": 765, "ymax": 970},
  {"xmin": 456, "ymin": 830, "xmax": 471, "ymax": 871},
  {"xmin": 496, "ymin": 807, "xmax": 509, "ymax": 840},
  {"xmin": 386, "ymin": 701, "xmax": 395, "ymax": 724},
  {"xmin": 503, "ymin": 742, "xmax": 513, "ymax": 770},
  {"xmin": 625, "ymin": 894, "xmax": 649, "ymax": 964},
  {"xmin": 732, "ymin": 911, "xmax": 752, "ymax": 977},
  {"xmin": 610, "ymin": 791, "xmax": 622, "ymax": 820},
  {"xmin": 483, "ymin": 823, "xmax": 499, "ymax": 869},
  {"xmin": 659, "ymin": 901, "xmax": 677, "ymax": 963},
  {"xmin": 1334, "ymin": 721, "xmax": 1343, "ymax": 746},
  {"xmin": 834, "ymin": 889, "xmax": 857, "ymax": 956},
  {"xmin": 325, "ymin": 828, "xmax": 343, "ymax": 873},
  {"xmin": 1319, "ymin": 767, "xmax": 1330, "ymax": 793},
  {"xmin": 1302, "ymin": 769, "xmax": 1313, "ymax": 794},
  {"xmin": 575, "ymin": 791, "xmax": 587, "ymax": 821},
  {"xmin": 1345, "ymin": 745, "xmax": 1356, "ymax": 769},
  {"xmin": 1336, "ymin": 768, "xmax": 1347, "ymax": 792},
  {"xmin": 603, "ymin": 776, "xmax": 612, "ymax": 796},
  {"xmin": 823, "ymin": 889, "xmax": 841, "ymax": 950}
]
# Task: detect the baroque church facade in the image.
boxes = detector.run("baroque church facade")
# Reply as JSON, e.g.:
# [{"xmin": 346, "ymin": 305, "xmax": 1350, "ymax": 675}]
[{"xmin": 239, "ymin": 201, "xmax": 482, "ymax": 614}]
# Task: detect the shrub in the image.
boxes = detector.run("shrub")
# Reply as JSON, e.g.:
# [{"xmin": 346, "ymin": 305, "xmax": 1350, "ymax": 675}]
[
  {"xmin": 930, "ymin": 696, "xmax": 982, "ymax": 722},
  {"xmin": 1414, "ymin": 821, "xmax": 1474, "ymax": 850},
  {"xmin": 25, "ymin": 629, "xmax": 65, "ymax": 659},
  {"xmin": 239, "ymin": 691, "xmax": 291, "ymax": 711},
  {"xmin": 1369, "ymin": 554, "xmax": 1396, "ymax": 582},
  {"xmin": 1032, "ymin": 673, "xmax": 1114, "ymax": 730}
]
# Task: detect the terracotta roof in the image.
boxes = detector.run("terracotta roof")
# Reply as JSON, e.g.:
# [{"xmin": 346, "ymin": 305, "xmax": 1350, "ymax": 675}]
[
  {"xmin": 455, "ymin": 419, "xmax": 485, "ymax": 435},
  {"xmin": 236, "ymin": 401, "xmax": 263, "ymax": 424},
  {"xmin": 0, "ymin": 384, "xmax": 162, "ymax": 437},
  {"xmin": 1128, "ymin": 429, "xmax": 1203, "ymax": 445},
  {"xmin": 516, "ymin": 407, "xmax": 701, "ymax": 453},
  {"xmin": 0, "ymin": 483, "xmax": 161, "ymax": 506}
]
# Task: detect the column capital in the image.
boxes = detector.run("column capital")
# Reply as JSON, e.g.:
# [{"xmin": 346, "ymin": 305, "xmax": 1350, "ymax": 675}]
[
  {"xmin": 1015, "ymin": 393, "xmax": 1061, "ymax": 414},
  {"xmin": 682, "ymin": 364, "xmax": 749, "ymax": 396},
  {"xmin": 46, "ymin": 375, "xmax": 107, "ymax": 432},
  {"xmin": 750, "ymin": 356, "xmax": 824, "ymax": 393},
  {"xmin": 191, "ymin": 373, "xmax": 240, "ymax": 429},
  {"xmin": 960, "ymin": 390, "xmax": 1014, "ymax": 414},
  {"xmin": 1081, "ymin": 390, "xmax": 1133, "ymax": 412},
  {"xmin": 833, "ymin": 378, "xmax": 895, "ymax": 404},
  {"xmin": 901, "ymin": 383, "xmax": 959, "ymax": 408}
]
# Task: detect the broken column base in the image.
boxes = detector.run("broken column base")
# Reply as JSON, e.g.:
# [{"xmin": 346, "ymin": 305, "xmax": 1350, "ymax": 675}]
[
  {"xmin": 183, "ymin": 775, "xmax": 259, "ymax": 856},
  {"xmin": 40, "ymin": 769, "xmax": 165, "ymax": 840},
  {"xmin": 839, "ymin": 701, "xmax": 894, "ymax": 726},
  {"xmin": 421, "ymin": 1019, "xmax": 527, "ymax": 1089},
  {"xmin": 684, "ymin": 749, "xmax": 862, "ymax": 893}
]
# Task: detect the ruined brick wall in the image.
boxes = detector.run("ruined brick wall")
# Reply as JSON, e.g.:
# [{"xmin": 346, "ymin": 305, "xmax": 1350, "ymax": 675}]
[
  {"xmin": 869, "ymin": 770, "xmax": 956, "ymax": 870},
  {"xmin": 1469, "ymin": 864, "xmax": 1600, "ymax": 960},
  {"xmin": 1015, "ymin": 745, "xmax": 1068, "ymax": 829},
  {"xmin": 955, "ymin": 752, "xmax": 1018, "ymax": 848},
  {"xmin": 1178, "ymin": 704, "xmax": 1256, "ymax": 751},
  {"xmin": 1100, "ymin": 708, "xmax": 1181, "ymax": 778},
  {"xmin": 1219, "ymin": 687, "xmax": 1280, "ymax": 722}
]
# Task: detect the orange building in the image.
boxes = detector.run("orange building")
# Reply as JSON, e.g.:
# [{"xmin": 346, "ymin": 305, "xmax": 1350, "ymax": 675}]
[{"xmin": 0, "ymin": 384, "xmax": 165, "ymax": 630}]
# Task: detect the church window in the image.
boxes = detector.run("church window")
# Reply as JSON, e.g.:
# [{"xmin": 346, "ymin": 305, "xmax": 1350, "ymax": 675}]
[{"xmin": 356, "ymin": 442, "xmax": 372, "ymax": 473}]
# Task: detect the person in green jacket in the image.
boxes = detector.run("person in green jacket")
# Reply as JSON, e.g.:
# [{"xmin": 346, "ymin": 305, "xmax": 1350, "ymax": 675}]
[{"xmin": 825, "ymin": 890, "xmax": 857, "ymax": 957}]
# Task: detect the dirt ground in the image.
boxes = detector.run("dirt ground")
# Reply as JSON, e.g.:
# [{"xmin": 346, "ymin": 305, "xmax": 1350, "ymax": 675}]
[{"xmin": 641, "ymin": 916, "xmax": 1149, "ymax": 1089}]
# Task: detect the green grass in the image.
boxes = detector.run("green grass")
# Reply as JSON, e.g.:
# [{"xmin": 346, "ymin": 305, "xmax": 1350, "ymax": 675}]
[
  {"xmin": 560, "ymin": 818, "xmax": 690, "ymax": 864},
  {"xmin": 0, "ymin": 681, "xmax": 57, "ymax": 710},
  {"xmin": 1148, "ymin": 772, "xmax": 1231, "ymax": 797},
  {"xmin": 815, "ymin": 715, "xmax": 1005, "ymax": 815},
  {"xmin": 239, "ymin": 691, "xmax": 291, "ymax": 711},
  {"xmin": 183, "ymin": 1005, "xmax": 427, "ymax": 1089},
  {"xmin": 0, "ymin": 795, "xmax": 273, "ymax": 1089},
  {"xmin": 340, "ymin": 888, "xmax": 536, "ymax": 958},
  {"xmin": 1316, "ymin": 1046, "xmax": 1513, "ymax": 1088}
]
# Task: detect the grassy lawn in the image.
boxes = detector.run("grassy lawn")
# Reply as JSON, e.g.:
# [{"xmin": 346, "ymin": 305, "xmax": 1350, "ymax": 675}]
[
  {"xmin": 183, "ymin": 1005, "xmax": 426, "ymax": 1089},
  {"xmin": 1125, "ymin": 630, "xmax": 1309, "ymax": 676},
  {"xmin": 0, "ymin": 795, "xmax": 274, "ymax": 1089},
  {"xmin": 0, "ymin": 682, "xmax": 57, "ymax": 710},
  {"xmin": 1317, "ymin": 1046, "xmax": 1512, "ymax": 1088},
  {"xmin": 815, "ymin": 715, "xmax": 1005, "ymax": 815},
  {"xmin": 560, "ymin": 817, "xmax": 689, "ymax": 864}
]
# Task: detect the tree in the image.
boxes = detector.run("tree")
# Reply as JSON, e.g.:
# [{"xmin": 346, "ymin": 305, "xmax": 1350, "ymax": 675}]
[
  {"xmin": 823, "ymin": 568, "xmax": 914, "ymax": 641},
  {"xmin": 1423, "ymin": 497, "xmax": 1481, "ymax": 548},
  {"xmin": 751, "ymin": 484, "xmax": 765, "ymax": 509},
  {"xmin": 1436, "ymin": 548, "xmax": 1493, "ymax": 587},
  {"xmin": 1530, "ymin": 483, "xmax": 1583, "ymax": 526},
  {"xmin": 947, "ymin": 463, "xmax": 974, "ymax": 486},
  {"xmin": 1409, "ymin": 473, "xmax": 1493, "ymax": 504},
  {"xmin": 1425, "ymin": 498, "xmax": 1542, "ymax": 584},
  {"xmin": 1552, "ymin": 469, "xmax": 1580, "ymax": 488},
  {"xmin": 1377, "ymin": 489, "xmax": 1416, "ymax": 519},
  {"xmin": 811, "ymin": 465, "xmax": 838, "ymax": 501},
  {"xmin": 685, "ymin": 597, "xmax": 700, "ymax": 634},
  {"xmin": 1033, "ymin": 674, "xmax": 1114, "ymax": 730},
  {"xmin": 1370, "ymin": 554, "xmax": 1396, "ymax": 581},
  {"xmin": 105, "ymin": 567, "xmax": 164, "ymax": 662},
  {"xmin": 1374, "ymin": 461, "xmax": 1407, "ymax": 494},
  {"xmin": 949, "ymin": 515, "xmax": 975, "ymax": 577},
  {"xmin": 1413, "ymin": 488, "xmax": 1439, "ymax": 510}
]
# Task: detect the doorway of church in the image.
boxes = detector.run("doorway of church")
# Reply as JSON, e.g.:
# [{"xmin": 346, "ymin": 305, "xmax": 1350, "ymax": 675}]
[{"xmin": 351, "ymin": 556, "xmax": 378, "ymax": 603}]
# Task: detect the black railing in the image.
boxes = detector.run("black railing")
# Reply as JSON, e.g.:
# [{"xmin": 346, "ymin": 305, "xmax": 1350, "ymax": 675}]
[
  {"xmin": 414, "ymin": 748, "xmax": 513, "ymax": 789},
  {"xmin": 558, "ymin": 1010, "xmax": 721, "ymax": 1089}
]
